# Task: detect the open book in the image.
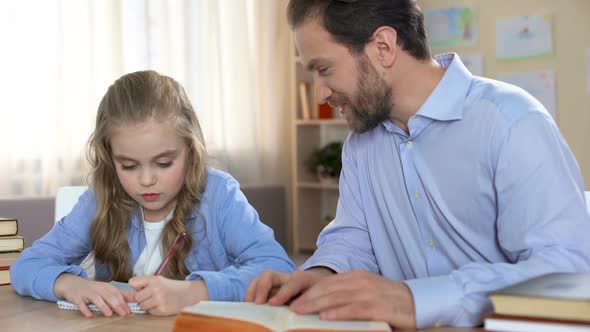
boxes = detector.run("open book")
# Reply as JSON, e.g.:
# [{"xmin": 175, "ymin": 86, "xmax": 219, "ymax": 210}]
[{"xmin": 172, "ymin": 301, "xmax": 391, "ymax": 332}]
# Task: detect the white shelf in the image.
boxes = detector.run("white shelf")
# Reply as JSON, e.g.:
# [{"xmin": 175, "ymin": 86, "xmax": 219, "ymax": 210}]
[
  {"xmin": 291, "ymin": 35, "xmax": 348, "ymax": 254},
  {"xmin": 297, "ymin": 182, "xmax": 339, "ymax": 190},
  {"xmin": 296, "ymin": 119, "xmax": 347, "ymax": 126}
]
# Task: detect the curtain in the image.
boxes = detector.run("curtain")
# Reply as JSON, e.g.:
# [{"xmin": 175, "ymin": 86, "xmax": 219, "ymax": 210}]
[{"xmin": 0, "ymin": 0, "xmax": 292, "ymax": 197}]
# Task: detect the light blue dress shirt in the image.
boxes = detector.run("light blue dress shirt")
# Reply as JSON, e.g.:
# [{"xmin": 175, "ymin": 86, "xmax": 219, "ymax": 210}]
[
  {"xmin": 11, "ymin": 168, "xmax": 295, "ymax": 302},
  {"xmin": 300, "ymin": 53, "xmax": 590, "ymax": 328}
]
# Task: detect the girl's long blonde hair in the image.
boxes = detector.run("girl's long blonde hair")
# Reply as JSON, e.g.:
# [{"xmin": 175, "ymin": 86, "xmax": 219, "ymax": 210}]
[{"xmin": 86, "ymin": 70, "xmax": 207, "ymax": 281}]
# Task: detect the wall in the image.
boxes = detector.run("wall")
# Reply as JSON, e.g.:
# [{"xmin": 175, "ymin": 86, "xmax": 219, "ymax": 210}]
[{"xmin": 418, "ymin": 0, "xmax": 590, "ymax": 187}]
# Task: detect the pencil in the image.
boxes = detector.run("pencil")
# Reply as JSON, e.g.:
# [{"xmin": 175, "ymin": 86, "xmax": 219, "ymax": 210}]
[{"xmin": 154, "ymin": 232, "xmax": 187, "ymax": 276}]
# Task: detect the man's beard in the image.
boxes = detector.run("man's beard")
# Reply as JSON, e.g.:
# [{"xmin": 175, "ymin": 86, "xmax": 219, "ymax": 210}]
[{"xmin": 333, "ymin": 54, "xmax": 393, "ymax": 134}]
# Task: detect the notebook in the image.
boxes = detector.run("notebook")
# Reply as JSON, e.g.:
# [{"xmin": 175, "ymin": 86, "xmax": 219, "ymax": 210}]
[
  {"xmin": 56, "ymin": 280, "xmax": 146, "ymax": 314},
  {"xmin": 57, "ymin": 300, "xmax": 146, "ymax": 314}
]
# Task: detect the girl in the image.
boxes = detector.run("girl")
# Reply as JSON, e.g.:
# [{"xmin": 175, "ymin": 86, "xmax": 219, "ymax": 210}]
[{"xmin": 11, "ymin": 70, "xmax": 295, "ymax": 317}]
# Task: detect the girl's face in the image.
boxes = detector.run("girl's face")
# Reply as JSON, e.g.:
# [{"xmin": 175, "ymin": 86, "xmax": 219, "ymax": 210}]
[{"xmin": 110, "ymin": 116, "xmax": 188, "ymax": 222}]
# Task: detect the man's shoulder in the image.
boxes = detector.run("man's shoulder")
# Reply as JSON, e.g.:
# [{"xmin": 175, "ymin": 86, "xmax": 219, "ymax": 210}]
[
  {"xmin": 342, "ymin": 128, "xmax": 382, "ymax": 158},
  {"xmin": 466, "ymin": 76, "xmax": 551, "ymax": 125},
  {"xmin": 345, "ymin": 125, "xmax": 388, "ymax": 147}
]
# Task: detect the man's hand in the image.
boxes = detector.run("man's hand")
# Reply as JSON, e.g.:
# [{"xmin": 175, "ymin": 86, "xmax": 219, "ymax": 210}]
[
  {"xmin": 245, "ymin": 268, "xmax": 334, "ymax": 305},
  {"xmin": 54, "ymin": 274, "xmax": 133, "ymax": 318},
  {"xmin": 290, "ymin": 270, "xmax": 416, "ymax": 330},
  {"xmin": 128, "ymin": 276, "xmax": 207, "ymax": 316}
]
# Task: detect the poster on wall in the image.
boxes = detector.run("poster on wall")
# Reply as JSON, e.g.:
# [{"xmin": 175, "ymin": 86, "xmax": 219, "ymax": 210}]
[
  {"xmin": 496, "ymin": 15, "xmax": 553, "ymax": 60},
  {"xmin": 461, "ymin": 54, "xmax": 484, "ymax": 76},
  {"xmin": 498, "ymin": 71, "xmax": 556, "ymax": 119},
  {"xmin": 425, "ymin": 7, "xmax": 476, "ymax": 49}
]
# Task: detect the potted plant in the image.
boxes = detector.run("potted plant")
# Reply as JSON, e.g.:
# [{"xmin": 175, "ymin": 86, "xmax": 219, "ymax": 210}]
[{"xmin": 306, "ymin": 141, "xmax": 342, "ymax": 184}]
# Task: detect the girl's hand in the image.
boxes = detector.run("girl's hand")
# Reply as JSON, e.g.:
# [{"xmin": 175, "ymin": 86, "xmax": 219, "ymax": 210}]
[
  {"xmin": 53, "ymin": 274, "xmax": 134, "ymax": 318},
  {"xmin": 128, "ymin": 275, "xmax": 208, "ymax": 316}
]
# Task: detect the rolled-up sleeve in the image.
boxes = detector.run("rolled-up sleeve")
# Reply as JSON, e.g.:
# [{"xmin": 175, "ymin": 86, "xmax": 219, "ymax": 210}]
[
  {"xmin": 187, "ymin": 176, "xmax": 295, "ymax": 301},
  {"xmin": 10, "ymin": 190, "xmax": 95, "ymax": 301}
]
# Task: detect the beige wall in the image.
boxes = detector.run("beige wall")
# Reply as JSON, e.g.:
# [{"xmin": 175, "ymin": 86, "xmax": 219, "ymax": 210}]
[{"xmin": 418, "ymin": 0, "xmax": 590, "ymax": 188}]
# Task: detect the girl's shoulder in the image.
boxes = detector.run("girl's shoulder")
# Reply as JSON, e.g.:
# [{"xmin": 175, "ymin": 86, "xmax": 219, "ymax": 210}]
[
  {"xmin": 193, "ymin": 168, "xmax": 244, "ymax": 216},
  {"xmin": 205, "ymin": 167, "xmax": 235, "ymax": 181},
  {"xmin": 198, "ymin": 167, "xmax": 246, "ymax": 207},
  {"xmin": 203, "ymin": 167, "xmax": 240, "ymax": 193}
]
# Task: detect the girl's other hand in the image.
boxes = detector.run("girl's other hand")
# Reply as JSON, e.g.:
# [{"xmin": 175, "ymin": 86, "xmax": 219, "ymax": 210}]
[
  {"xmin": 53, "ymin": 274, "xmax": 132, "ymax": 318},
  {"xmin": 129, "ymin": 275, "xmax": 208, "ymax": 316}
]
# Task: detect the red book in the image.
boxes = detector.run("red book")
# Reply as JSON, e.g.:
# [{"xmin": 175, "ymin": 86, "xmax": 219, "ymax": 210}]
[
  {"xmin": 318, "ymin": 103, "xmax": 333, "ymax": 119},
  {"xmin": 0, "ymin": 252, "xmax": 20, "ymax": 286}
]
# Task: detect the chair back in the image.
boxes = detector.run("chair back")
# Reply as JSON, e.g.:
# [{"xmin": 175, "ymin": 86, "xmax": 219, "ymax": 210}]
[
  {"xmin": 55, "ymin": 185, "xmax": 95, "ymax": 278},
  {"xmin": 54, "ymin": 186, "xmax": 88, "ymax": 223}
]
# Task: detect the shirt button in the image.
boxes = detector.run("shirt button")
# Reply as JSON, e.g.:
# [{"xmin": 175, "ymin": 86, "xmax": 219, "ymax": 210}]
[
  {"xmin": 406, "ymin": 141, "xmax": 413, "ymax": 149},
  {"xmin": 428, "ymin": 240, "xmax": 436, "ymax": 248},
  {"xmin": 413, "ymin": 191, "xmax": 421, "ymax": 200}
]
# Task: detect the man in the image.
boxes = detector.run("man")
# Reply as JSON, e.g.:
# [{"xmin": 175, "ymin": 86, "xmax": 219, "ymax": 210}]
[{"xmin": 245, "ymin": 0, "xmax": 590, "ymax": 329}]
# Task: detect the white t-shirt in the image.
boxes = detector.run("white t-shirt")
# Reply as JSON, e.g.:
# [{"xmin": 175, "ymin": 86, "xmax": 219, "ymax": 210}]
[{"xmin": 132, "ymin": 209, "xmax": 174, "ymax": 276}]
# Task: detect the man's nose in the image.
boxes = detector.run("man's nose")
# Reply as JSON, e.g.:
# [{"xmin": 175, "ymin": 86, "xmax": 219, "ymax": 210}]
[{"xmin": 314, "ymin": 78, "xmax": 332, "ymax": 105}]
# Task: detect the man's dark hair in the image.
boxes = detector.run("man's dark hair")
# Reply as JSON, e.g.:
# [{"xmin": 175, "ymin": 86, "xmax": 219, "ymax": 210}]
[{"xmin": 287, "ymin": 0, "xmax": 431, "ymax": 60}]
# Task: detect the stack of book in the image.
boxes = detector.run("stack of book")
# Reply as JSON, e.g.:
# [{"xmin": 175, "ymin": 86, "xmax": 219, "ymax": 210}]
[
  {"xmin": 0, "ymin": 217, "xmax": 24, "ymax": 286},
  {"xmin": 485, "ymin": 273, "xmax": 590, "ymax": 332}
]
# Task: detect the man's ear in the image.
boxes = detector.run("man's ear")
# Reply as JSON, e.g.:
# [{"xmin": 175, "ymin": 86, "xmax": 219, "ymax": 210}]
[{"xmin": 368, "ymin": 26, "xmax": 397, "ymax": 68}]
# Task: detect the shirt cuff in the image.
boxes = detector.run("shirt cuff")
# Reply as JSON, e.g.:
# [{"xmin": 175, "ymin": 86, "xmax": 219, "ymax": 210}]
[
  {"xmin": 188, "ymin": 271, "xmax": 235, "ymax": 301},
  {"xmin": 298, "ymin": 251, "xmax": 350, "ymax": 273},
  {"xmin": 43, "ymin": 265, "xmax": 87, "ymax": 302},
  {"xmin": 299, "ymin": 260, "xmax": 343, "ymax": 273},
  {"xmin": 404, "ymin": 274, "xmax": 462, "ymax": 329}
]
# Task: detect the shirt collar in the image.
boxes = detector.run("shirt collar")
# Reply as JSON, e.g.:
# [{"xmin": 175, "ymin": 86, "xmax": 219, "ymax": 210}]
[
  {"xmin": 130, "ymin": 204, "xmax": 199, "ymax": 230},
  {"xmin": 414, "ymin": 52, "xmax": 473, "ymax": 121}
]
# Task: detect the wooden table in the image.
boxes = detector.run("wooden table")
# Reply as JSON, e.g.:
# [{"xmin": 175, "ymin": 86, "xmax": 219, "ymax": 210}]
[
  {"xmin": 0, "ymin": 286, "xmax": 175, "ymax": 331},
  {"xmin": 0, "ymin": 286, "xmax": 483, "ymax": 331}
]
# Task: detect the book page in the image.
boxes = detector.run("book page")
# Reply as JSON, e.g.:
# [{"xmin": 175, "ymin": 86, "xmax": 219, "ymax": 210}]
[
  {"xmin": 183, "ymin": 301, "xmax": 292, "ymax": 331},
  {"xmin": 287, "ymin": 314, "xmax": 391, "ymax": 331}
]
